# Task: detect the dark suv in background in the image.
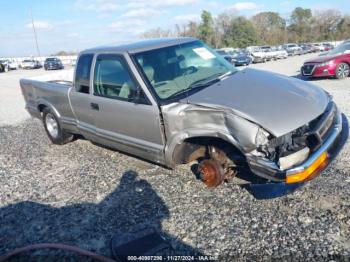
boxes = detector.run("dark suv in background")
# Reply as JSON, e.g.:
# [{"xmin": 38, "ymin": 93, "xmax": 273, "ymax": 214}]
[{"xmin": 44, "ymin": 58, "xmax": 64, "ymax": 70}]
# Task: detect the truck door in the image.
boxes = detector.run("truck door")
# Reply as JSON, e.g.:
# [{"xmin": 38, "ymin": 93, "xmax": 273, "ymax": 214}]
[
  {"xmin": 69, "ymin": 53, "xmax": 97, "ymax": 141},
  {"xmin": 89, "ymin": 53, "xmax": 166, "ymax": 164}
]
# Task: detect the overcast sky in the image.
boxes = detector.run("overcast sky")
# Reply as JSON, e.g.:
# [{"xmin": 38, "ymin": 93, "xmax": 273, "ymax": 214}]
[{"xmin": 0, "ymin": 0, "xmax": 349, "ymax": 57}]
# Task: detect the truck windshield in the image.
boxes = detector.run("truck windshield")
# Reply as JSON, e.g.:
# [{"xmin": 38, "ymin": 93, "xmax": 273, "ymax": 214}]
[{"xmin": 132, "ymin": 41, "xmax": 236, "ymax": 101}]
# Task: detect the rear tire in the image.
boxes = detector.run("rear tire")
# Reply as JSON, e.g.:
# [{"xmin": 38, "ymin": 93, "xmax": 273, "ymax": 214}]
[
  {"xmin": 335, "ymin": 63, "xmax": 350, "ymax": 79},
  {"xmin": 42, "ymin": 108, "xmax": 73, "ymax": 145}
]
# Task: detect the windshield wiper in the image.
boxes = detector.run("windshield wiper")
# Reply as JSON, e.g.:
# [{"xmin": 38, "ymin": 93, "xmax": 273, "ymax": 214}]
[
  {"xmin": 189, "ymin": 71, "xmax": 234, "ymax": 89},
  {"xmin": 166, "ymin": 71, "xmax": 234, "ymax": 99},
  {"xmin": 218, "ymin": 71, "xmax": 235, "ymax": 80},
  {"xmin": 166, "ymin": 82, "xmax": 210, "ymax": 99}
]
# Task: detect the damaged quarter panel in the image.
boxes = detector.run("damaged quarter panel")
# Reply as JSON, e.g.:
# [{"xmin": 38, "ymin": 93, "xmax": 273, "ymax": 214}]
[{"xmin": 162, "ymin": 102, "xmax": 260, "ymax": 166}]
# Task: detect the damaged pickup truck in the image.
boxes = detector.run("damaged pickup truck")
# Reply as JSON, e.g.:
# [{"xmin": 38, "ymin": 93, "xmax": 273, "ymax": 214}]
[{"xmin": 20, "ymin": 38, "xmax": 348, "ymax": 192}]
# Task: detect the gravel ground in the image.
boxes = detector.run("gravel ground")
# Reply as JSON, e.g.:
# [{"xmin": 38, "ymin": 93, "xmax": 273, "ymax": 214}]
[{"xmin": 0, "ymin": 55, "xmax": 350, "ymax": 261}]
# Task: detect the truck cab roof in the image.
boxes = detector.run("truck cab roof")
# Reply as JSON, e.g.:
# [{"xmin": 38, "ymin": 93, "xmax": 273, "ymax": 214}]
[{"xmin": 81, "ymin": 37, "xmax": 197, "ymax": 55}]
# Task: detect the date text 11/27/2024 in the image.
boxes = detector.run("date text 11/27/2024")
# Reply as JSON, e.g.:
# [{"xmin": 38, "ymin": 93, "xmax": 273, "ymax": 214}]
[{"xmin": 127, "ymin": 255, "xmax": 217, "ymax": 261}]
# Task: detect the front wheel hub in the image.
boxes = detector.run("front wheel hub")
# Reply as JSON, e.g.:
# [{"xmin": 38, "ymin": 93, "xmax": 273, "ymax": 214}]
[{"xmin": 198, "ymin": 159, "xmax": 225, "ymax": 188}]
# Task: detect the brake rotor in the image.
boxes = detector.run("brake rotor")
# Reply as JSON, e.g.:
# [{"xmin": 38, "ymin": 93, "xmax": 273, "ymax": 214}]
[{"xmin": 198, "ymin": 159, "xmax": 225, "ymax": 188}]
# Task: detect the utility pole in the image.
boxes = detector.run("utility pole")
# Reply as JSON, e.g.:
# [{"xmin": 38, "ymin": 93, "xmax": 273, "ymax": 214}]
[{"xmin": 30, "ymin": 9, "xmax": 41, "ymax": 58}]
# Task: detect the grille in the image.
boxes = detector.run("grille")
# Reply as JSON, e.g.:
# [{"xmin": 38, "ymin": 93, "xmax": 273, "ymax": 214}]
[
  {"xmin": 318, "ymin": 106, "xmax": 336, "ymax": 139},
  {"xmin": 302, "ymin": 64, "xmax": 315, "ymax": 75},
  {"xmin": 308, "ymin": 102, "xmax": 337, "ymax": 149}
]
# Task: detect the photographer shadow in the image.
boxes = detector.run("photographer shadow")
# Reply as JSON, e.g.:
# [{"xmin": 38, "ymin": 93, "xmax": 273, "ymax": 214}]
[{"xmin": 0, "ymin": 170, "xmax": 203, "ymax": 260}]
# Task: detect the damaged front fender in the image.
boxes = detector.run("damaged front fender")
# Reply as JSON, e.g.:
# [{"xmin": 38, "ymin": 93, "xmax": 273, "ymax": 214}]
[{"xmin": 161, "ymin": 102, "xmax": 261, "ymax": 167}]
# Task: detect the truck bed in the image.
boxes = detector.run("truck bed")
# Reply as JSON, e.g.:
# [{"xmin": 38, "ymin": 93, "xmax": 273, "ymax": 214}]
[{"xmin": 20, "ymin": 69, "xmax": 76, "ymax": 121}]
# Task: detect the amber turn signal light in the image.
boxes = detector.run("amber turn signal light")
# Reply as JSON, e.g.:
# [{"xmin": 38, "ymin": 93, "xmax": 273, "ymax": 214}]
[{"xmin": 286, "ymin": 152, "xmax": 329, "ymax": 184}]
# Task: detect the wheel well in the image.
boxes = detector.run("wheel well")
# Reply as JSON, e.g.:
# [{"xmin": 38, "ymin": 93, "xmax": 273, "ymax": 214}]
[
  {"xmin": 172, "ymin": 136, "xmax": 245, "ymax": 166},
  {"xmin": 335, "ymin": 61, "xmax": 350, "ymax": 67},
  {"xmin": 38, "ymin": 104, "xmax": 47, "ymax": 114}
]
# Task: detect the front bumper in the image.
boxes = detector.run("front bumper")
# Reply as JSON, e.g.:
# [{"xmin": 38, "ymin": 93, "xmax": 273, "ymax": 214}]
[
  {"xmin": 45, "ymin": 64, "xmax": 63, "ymax": 70},
  {"xmin": 247, "ymin": 112, "xmax": 348, "ymax": 199},
  {"xmin": 247, "ymin": 108, "xmax": 348, "ymax": 184},
  {"xmin": 301, "ymin": 63, "xmax": 337, "ymax": 77},
  {"xmin": 253, "ymin": 57, "xmax": 265, "ymax": 63},
  {"xmin": 285, "ymin": 110, "xmax": 344, "ymax": 181},
  {"xmin": 23, "ymin": 65, "xmax": 36, "ymax": 69},
  {"xmin": 235, "ymin": 60, "xmax": 250, "ymax": 66}
]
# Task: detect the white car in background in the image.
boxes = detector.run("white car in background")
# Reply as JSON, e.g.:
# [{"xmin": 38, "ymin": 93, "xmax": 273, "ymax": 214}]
[
  {"xmin": 273, "ymin": 46, "xmax": 288, "ymax": 59},
  {"xmin": 282, "ymin": 43, "xmax": 303, "ymax": 56},
  {"xmin": 251, "ymin": 50, "xmax": 268, "ymax": 63},
  {"xmin": 314, "ymin": 43, "xmax": 326, "ymax": 52},
  {"xmin": 247, "ymin": 46, "xmax": 269, "ymax": 63},
  {"xmin": 0, "ymin": 59, "xmax": 18, "ymax": 70},
  {"xmin": 22, "ymin": 59, "xmax": 41, "ymax": 69},
  {"xmin": 260, "ymin": 46, "xmax": 278, "ymax": 60}
]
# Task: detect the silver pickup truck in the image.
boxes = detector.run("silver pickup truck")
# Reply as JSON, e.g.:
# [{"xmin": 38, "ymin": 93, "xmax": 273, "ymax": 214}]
[{"xmin": 21, "ymin": 38, "xmax": 347, "ymax": 189}]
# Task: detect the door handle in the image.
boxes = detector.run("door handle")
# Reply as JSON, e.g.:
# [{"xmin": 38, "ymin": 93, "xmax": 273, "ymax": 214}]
[{"xmin": 91, "ymin": 103, "xmax": 99, "ymax": 111}]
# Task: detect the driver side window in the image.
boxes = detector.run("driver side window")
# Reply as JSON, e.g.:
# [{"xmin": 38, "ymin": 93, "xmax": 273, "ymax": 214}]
[{"xmin": 93, "ymin": 54, "xmax": 146, "ymax": 103}]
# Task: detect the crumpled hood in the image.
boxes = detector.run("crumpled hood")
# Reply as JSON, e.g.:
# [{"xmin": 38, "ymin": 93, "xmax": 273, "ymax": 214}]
[{"xmin": 184, "ymin": 68, "xmax": 329, "ymax": 137}]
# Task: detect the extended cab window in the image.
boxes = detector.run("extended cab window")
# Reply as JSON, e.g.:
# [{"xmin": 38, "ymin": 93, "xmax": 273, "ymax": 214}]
[
  {"xmin": 75, "ymin": 54, "xmax": 93, "ymax": 94},
  {"xmin": 93, "ymin": 54, "xmax": 144, "ymax": 102}
]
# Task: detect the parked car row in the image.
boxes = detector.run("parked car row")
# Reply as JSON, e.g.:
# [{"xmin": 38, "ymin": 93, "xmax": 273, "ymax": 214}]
[
  {"xmin": 219, "ymin": 45, "xmax": 288, "ymax": 64},
  {"xmin": 0, "ymin": 57, "xmax": 65, "ymax": 72},
  {"xmin": 215, "ymin": 42, "xmax": 335, "ymax": 66},
  {"xmin": 217, "ymin": 40, "xmax": 347, "ymax": 80}
]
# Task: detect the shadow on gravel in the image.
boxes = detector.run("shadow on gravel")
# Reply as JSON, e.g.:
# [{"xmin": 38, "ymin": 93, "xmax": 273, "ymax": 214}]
[{"xmin": 0, "ymin": 170, "xmax": 203, "ymax": 261}]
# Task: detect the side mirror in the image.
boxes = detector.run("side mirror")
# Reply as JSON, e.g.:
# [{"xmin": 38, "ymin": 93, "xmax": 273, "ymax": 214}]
[
  {"xmin": 132, "ymin": 87, "xmax": 149, "ymax": 105},
  {"xmin": 178, "ymin": 55, "xmax": 185, "ymax": 62}
]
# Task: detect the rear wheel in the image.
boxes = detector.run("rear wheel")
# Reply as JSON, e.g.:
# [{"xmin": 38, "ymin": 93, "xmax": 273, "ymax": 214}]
[
  {"xmin": 335, "ymin": 63, "xmax": 350, "ymax": 79},
  {"xmin": 42, "ymin": 108, "xmax": 73, "ymax": 145}
]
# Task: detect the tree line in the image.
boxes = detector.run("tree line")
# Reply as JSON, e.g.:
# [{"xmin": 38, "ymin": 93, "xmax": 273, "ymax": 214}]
[{"xmin": 141, "ymin": 7, "xmax": 350, "ymax": 48}]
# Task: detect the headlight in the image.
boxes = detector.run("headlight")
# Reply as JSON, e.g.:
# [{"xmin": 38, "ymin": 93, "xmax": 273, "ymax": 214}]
[
  {"xmin": 316, "ymin": 60, "xmax": 334, "ymax": 67},
  {"xmin": 255, "ymin": 128, "xmax": 270, "ymax": 146}
]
